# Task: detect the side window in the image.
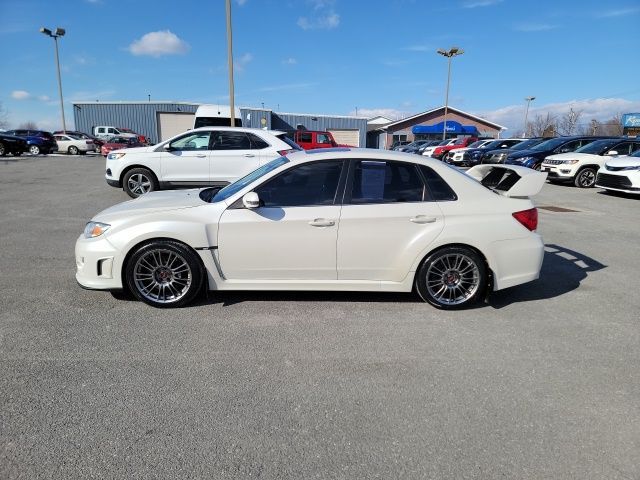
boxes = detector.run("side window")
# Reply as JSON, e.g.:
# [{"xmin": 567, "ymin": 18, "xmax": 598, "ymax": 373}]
[
  {"xmin": 419, "ymin": 165, "xmax": 458, "ymax": 201},
  {"xmin": 557, "ymin": 140, "xmax": 581, "ymax": 153},
  {"xmin": 211, "ymin": 131, "xmax": 251, "ymax": 150},
  {"xmin": 350, "ymin": 160, "xmax": 424, "ymax": 204},
  {"xmin": 609, "ymin": 142, "xmax": 631, "ymax": 155},
  {"xmin": 630, "ymin": 143, "xmax": 640, "ymax": 154},
  {"xmin": 317, "ymin": 133, "xmax": 331, "ymax": 144},
  {"xmin": 246, "ymin": 133, "xmax": 269, "ymax": 149},
  {"xmin": 107, "ymin": 128, "xmax": 116, "ymax": 134},
  {"xmin": 298, "ymin": 132, "xmax": 312, "ymax": 143},
  {"xmin": 170, "ymin": 132, "xmax": 211, "ymax": 151},
  {"xmin": 255, "ymin": 161, "xmax": 343, "ymax": 207},
  {"xmin": 97, "ymin": 127, "xmax": 105, "ymax": 134}
]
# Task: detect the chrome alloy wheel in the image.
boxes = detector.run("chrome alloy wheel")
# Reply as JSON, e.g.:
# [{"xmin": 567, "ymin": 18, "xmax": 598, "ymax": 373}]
[
  {"xmin": 425, "ymin": 253, "xmax": 480, "ymax": 306},
  {"xmin": 577, "ymin": 169, "xmax": 596, "ymax": 187},
  {"xmin": 133, "ymin": 249, "xmax": 192, "ymax": 304},
  {"xmin": 127, "ymin": 173, "xmax": 152, "ymax": 196}
]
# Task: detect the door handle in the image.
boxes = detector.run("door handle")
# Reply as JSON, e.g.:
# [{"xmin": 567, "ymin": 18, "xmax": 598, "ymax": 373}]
[
  {"xmin": 196, "ymin": 154, "xmax": 207, "ymax": 158},
  {"xmin": 309, "ymin": 218, "xmax": 335, "ymax": 227},
  {"xmin": 410, "ymin": 215, "xmax": 437, "ymax": 224},
  {"xmin": 243, "ymin": 153, "xmax": 256, "ymax": 157}
]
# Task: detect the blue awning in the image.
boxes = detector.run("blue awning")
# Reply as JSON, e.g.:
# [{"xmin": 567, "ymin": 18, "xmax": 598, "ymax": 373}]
[{"xmin": 412, "ymin": 121, "xmax": 479, "ymax": 135}]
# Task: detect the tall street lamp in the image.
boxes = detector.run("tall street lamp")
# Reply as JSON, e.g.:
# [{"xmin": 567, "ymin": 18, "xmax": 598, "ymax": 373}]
[
  {"xmin": 40, "ymin": 27, "xmax": 67, "ymax": 133},
  {"xmin": 225, "ymin": 0, "xmax": 236, "ymax": 127},
  {"xmin": 437, "ymin": 47, "xmax": 464, "ymax": 141},
  {"xmin": 523, "ymin": 96, "xmax": 536, "ymax": 137}
]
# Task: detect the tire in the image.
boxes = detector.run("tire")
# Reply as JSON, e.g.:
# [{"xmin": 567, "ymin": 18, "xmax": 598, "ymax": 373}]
[
  {"xmin": 574, "ymin": 167, "xmax": 597, "ymax": 188},
  {"xmin": 533, "ymin": 163, "xmax": 542, "ymax": 171},
  {"xmin": 125, "ymin": 240, "xmax": 204, "ymax": 308},
  {"xmin": 123, "ymin": 168, "xmax": 158, "ymax": 198},
  {"xmin": 13, "ymin": 151, "xmax": 22, "ymax": 156},
  {"xmin": 68, "ymin": 145, "xmax": 79, "ymax": 155},
  {"xmin": 0, "ymin": 142, "xmax": 5, "ymax": 156},
  {"xmin": 29, "ymin": 145, "xmax": 40, "ymax": 155},
  {"xmin": 415, "ymin": 246, "xmax": 487, "ymax": 309}
]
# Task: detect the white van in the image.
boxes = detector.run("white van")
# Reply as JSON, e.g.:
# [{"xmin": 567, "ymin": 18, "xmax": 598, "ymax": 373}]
[{"xmin": 194, "ymin": 105, "xmax": 242, "ymax": 129}]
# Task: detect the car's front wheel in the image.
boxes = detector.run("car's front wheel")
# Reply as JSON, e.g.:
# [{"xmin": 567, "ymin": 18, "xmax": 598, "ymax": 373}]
[
  {"xmin": 29, "ymin": 145, "xmax": 40, "ymax": 155},
  {"xmin": 125, "ymin": 240, "xmax": 204, "ymax": 308},
  {"xmin": 574, "ymin": 167, "xmax": 596, "ymax": 188},
  {"xmin": 415, "ymin": 246, "xmax": 486, "ymax": 309},
  {"xmin": 68, "ymin": 145, "xmax": 79, "ymax": 155},
  {"xmin": 0, "ymin": 142, "xmax": 5, "ymax": 156},
  {"xmin": 123, "ymin": 168, "xmax": 158, "ymax": 198}
]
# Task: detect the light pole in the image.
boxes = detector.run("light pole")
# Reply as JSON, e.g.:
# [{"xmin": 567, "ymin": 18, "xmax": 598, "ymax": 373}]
[
  {"xmin": 523, "ymin": 96, "xmax": 536, "ymax": 137},
  {"xmin": 437, "ymin": 47, "xmax": 464, "ymax": 141},
  {"xmin": 225, "ymin": 0, "xmax": 236, "ymax": 127},
  {"xmin": 40, "ymin": 27, "xmax": 67, "ymax": 133}
]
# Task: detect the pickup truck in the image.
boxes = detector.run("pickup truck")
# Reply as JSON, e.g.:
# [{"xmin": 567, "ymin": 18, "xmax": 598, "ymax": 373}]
[
  {"xmin": 287, "ymin": 130, "xmax": 353, "ymax": 150},
  {"xmin": 93, "ymin": 126, "xmax": 148, "ymax": 144}
]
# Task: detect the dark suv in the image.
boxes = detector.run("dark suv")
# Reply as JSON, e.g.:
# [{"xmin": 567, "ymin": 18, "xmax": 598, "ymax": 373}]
[
  {"xmin": 504, "ymin": 136, "xmax": 615, "ymax": 170},
  {"xmin": 0, "ymin": 132, "xmax": 28, "ymax": 156},
  {"xmin": 5, "ymin": 129, "xmax": 57, "ymax": 155},
  {"xmin": 482, "ymin": 137, "xmax": 552, "ymax": 164}
]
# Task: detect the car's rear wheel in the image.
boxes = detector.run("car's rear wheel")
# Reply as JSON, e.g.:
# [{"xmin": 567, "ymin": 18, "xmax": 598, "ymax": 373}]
[
  {"xmin": 68, "ymin": 145, "xmax": 79, "ymax": 155},
  {"xmin": 29, "ymin": 145, "xmax": 40, "ymax": 155},
  {"xmin": 125, "ymin": 240, "xmax": 204, "ymax": 308},
  {"xmin": 415, "ymin": 246, "xmax": 486, "ymax": 309},
  {"xmin": 0, "ymin": 142, "xmax": 5, "ymax": 156},
  {"xmin": 574, "ymin": 167, "xmax": 596, "ymax": 188},
  {"xmin": 123, "ymin": 168, "xmax": 158, "ymax": 198}
]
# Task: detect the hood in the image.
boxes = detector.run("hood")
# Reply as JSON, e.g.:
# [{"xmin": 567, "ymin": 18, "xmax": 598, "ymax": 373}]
[
  {"xmin": 604, "ymin": 156, "xmax": 640, "ymax": 168},
  {"xmin": 103, "ymin": 144, "xmax": 150, "ymax": 151},
  {"xmin": 508, "ymin": 148, "xmax": 543, "ymax": 159},
  {"xmin": 93, "ymin": 189, "xmax": 207, "ymax": 223}
]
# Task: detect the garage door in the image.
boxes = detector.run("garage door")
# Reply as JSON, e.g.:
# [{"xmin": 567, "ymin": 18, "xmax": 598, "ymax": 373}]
[
  {"xmin": 157, "ymin": 112, "xmax": 195, "ymax": 142},
  {"xmin": 328, "ymin": 129, "xmax": 360, "ymax": 147}
]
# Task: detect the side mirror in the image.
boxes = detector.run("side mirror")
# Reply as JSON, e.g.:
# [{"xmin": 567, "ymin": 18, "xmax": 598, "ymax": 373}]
[
  {"xmin": 162, "ymin": 143, "xmax": 172, "ymax": 151},
  {"xmin": 242, "ymin": 192, "xmax": 260, "ymax": 209},
  {"xmin": 605, "ymin": 150, "xmax": 618, "ymax": 156}
]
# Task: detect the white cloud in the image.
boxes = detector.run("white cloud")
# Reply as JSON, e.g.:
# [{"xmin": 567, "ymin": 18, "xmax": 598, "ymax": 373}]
[
  {"xmin": 235, "ymin": 0, "xmax": 248, "ymax": 5},
  {"xmin": 513, "ymin": 23, "xmax": 558, "ymax": 32},
  {"xmin": 298, "ymin": 0, "xmax": 340, "ymax": 29},
  {"xmin": 462, "ymin": 0, "xmax": 503, "ymax": 8},
  {"xmin": 479, "ymin": 98, "xmax": 640, "ymax": 133},
  {"xmin": 347, "ymin": 108, "xmax": 410, "ymax": 121},
  {"xmin": 11, "ymin": 90, "xmax": 30, "ymax": 100},
  {"xmin": 282, "ymin": 57, "xmax": 297, "ymax": 65},
  {"xmin": 67, "ymin": 90, "xmax": 116, "ymax": 102},
  {"xmin": 402, "ymin": 44, "xmax": 433, "ymax": 52},
  {"xmin": 37, "ymin": 95, "xmax": 50, "ymax": 102},
  {"xmin": 128, "ymin": 30, "xmax": 190, "ymax": 57},
  {"xmin": 597, "ymin": 6, "xmax": 640, "ymax": 17},
  {"xmin": 234, "ymin": 53, "xmax": 253, "ymax": 73}
]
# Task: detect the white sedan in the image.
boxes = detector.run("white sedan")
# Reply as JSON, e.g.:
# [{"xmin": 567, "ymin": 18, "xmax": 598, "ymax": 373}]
[
  {"xmin": 595, "ymin": 149, "xmax": 640, "ymax": 194},
  {"xmin": 53, "ymin": 134, "xmax": 96, "ymax": 155},
  {"xmin": 76, "ymin": 149, "xmax": 546, "ymax": 309}
]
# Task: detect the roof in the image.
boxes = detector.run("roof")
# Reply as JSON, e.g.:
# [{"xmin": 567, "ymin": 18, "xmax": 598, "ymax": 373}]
[{"xmin": 375, "ymin": 106, "xmax": 507, "ymax": 131}]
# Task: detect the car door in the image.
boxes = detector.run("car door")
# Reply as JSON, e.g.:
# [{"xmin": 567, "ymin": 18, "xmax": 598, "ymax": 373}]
[
  {"xmin": 337, "ymin": 159, "xmax": 445, "ymax": 282},
  {"xmin": 209, "ymin": 131, "xmax": 261, "ymax": 185},
  {"xmin": 217, "ymin": 160, "xmax": 345, "ymax": 280},
  {"xmin": 54, "ymin": 135, "xmax": 68, "ymax": 152},
  {"xmin": 160, "ymin": 130, "xmax": 212, "ymax": 184}
]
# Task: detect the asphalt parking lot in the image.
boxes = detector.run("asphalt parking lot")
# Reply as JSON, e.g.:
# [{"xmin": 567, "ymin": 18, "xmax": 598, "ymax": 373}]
[{"xmin": 1, "ymin": 153, "xmax": 639, "ymax": 479}]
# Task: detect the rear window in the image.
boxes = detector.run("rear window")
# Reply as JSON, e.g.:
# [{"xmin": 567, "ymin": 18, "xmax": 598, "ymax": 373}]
[
  {"xmin": 194, "ymin": 117, "xmax": 242, "ymax": 128},
  {"xmin": 419, "ymin": 165, "xmax": 458, "ymax": 201},
  {"xmin": 277, "ymin": 134, "xmax": 303, "ymax": 151}
]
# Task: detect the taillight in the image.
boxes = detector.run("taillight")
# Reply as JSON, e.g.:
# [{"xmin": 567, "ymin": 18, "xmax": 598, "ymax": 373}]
[
  {"xmin": 278, "ymin": 149, "xmax": 296, "ymax": 156},
  {"xmin": 512, "ymin": 208, "xmax": 538, "ymax": 231}
]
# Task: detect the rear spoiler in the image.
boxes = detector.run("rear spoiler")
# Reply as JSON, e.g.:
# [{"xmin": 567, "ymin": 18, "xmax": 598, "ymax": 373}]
[{"xmin": 466, "ymin": 164, "xmax": 547, "ymax": 198}]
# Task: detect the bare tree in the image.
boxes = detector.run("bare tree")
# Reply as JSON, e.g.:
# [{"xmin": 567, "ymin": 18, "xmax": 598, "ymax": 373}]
[
  {"xmin": 529, "ymin": 113, "xmax": 557, "ymax": 137},
  {"xmin": 0, "ymin": 101, "xmax": 8, "ymax": 129},
  {"xmin": 598, "ymin": 113, "xmax": 624, "ymax": 136},
  {"xmin": 557, "ymin": 108, "xmax": 582, "ymax": 136},
  {"xmin": 19, "ymin": 121, "xmax": 38, "ymax": 130}
]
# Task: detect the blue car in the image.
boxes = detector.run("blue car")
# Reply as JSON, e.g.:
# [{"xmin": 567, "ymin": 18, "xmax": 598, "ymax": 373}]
[
  {"xmin": 4, "ymin": 129, "xmax": 57, "ymax": 155},
  {"xmin": 504, "ymin": 136, "xmax": 616, "ymax": 170}
]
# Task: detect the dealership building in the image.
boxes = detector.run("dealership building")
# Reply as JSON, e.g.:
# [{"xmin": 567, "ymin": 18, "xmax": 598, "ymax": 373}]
[{"xmin": 72, "ymin": 101, "xmax": 506, "ymax": 148}]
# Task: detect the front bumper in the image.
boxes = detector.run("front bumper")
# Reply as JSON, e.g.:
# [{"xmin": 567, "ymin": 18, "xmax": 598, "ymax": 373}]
[
  {"xmin": 595, "ymin": 172, "xmax": 640, "ymax": 194},
  {"xmin": 106, "ymin": 176, "xmax": 122, "ymax": 188},
  {"xmin": 540, "ymin": 165, "xmax": 575, "ymax": 181},
  {"xmin": 75, "ymin": 234, "xmax": 123, "ymax": 290}
]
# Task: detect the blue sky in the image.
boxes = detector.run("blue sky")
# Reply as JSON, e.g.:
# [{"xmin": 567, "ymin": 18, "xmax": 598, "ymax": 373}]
[{"xmin": 1, "ymin": 0, "xmax": 640, "ymax": 134}]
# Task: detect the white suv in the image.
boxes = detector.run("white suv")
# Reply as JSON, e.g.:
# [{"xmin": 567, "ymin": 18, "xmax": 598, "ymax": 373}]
[
  {"xmin": 541, "ymin": 138, "xmax": 640, "ymax": 188},
  {"xmin": 105, "ymin": 127, "xmax": 300, "ymax": 197}
]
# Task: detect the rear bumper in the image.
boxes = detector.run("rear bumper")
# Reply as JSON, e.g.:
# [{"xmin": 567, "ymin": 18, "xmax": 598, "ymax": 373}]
[{"xmin": 489, "ymin": 234, "xmax": 544, "ymax": 291}]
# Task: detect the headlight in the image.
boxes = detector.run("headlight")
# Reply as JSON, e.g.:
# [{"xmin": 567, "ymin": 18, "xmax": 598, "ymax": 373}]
[
  {"xmin": 515, "ymin": 156, "xmax": 534, "ymax": 163},
  {"xmin": 107, "ymin": 152, "xmax": 126, "ymax": 160},
  {"xmin": 83, "ymin": 221, "xmax": 111, "ymax": 238},
  {"xmin": 561, "ymin": 159, "xmax": 579, "ymax": 164}
]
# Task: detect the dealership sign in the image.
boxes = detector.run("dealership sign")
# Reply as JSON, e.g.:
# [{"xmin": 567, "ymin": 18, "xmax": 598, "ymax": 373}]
[{"xmin": 622, "ymin": 113, "xmax": 640, "ymax": 127}]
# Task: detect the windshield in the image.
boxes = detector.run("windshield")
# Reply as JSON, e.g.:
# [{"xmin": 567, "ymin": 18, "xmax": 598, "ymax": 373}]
[
  {"xmin": 209, "ymin": 157, "xmax": 290, "ymax": 203},
  {"xmin": 467, "ymin": 140, "xmax": 486, "ymax": 148},
  {"xmin": 574, "ymin": 139, "xmax": 618, "ymax": 154},
  {"xmin": 512, "ymin": 138, "xmax": 545, "ymax": 150},
  {"xmin": 437, "ymin": 139, "xmax": 450, "ymax": 146},
  {"xmin": 531, "ymin": 138, "xmax": 570, "ymax": 151}
]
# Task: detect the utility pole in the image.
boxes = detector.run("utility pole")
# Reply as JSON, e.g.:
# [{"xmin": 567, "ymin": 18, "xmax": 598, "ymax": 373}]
[
  {"xmin": 40, "ymin": 27, "xmax": 67, "ymax": 132},
  {"xmin": 225, "ymin": 0, "xmax": 235, "ymax": 127},
  {"xmin": 523, "ymin": 96, "xmax": 536, "ymax": 137},
  {"xmin": 437, "ymin": 47, "xmax": 464, "ymax": 141}
]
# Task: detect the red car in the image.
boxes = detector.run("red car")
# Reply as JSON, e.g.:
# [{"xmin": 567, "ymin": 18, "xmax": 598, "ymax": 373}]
[
  {"xmin": 288, "ymin": 130, "xmax": 353, "ymax": 150},
  {"xmin": 101, "ymin": 136, "xmax": 143, "ymax": 156},
  {"xmin": 117, "ymin": 128, "xmax": 149, "ymax": 145},
  {"xmin": 432, "ymin": 136, "xmax": 478, "ymax": 160}
]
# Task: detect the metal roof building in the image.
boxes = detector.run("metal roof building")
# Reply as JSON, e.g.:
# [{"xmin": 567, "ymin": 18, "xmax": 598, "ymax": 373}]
[{"xmin": 73, "ymin": 101, "xmax": 369, "ymax": 146}]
